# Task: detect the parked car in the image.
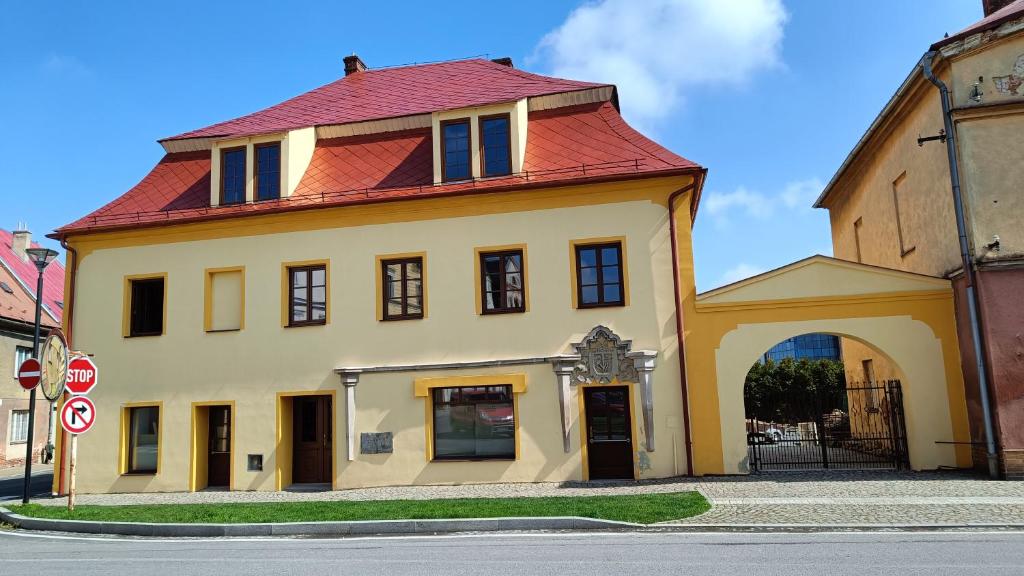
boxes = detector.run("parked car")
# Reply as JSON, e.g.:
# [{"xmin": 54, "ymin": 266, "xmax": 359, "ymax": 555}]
[{"xmin": 765, "ymin": 426, "xmax": 802, "ymax": 445}]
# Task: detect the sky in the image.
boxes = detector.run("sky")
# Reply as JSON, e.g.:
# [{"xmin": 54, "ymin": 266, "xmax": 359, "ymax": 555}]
[{"xmin": 1, "ymin": 0, "xmax": 981, "ymax": 291}]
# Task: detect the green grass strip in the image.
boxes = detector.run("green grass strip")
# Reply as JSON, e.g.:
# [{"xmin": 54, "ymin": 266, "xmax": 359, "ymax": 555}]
[{"xmin": 8, "ymin": 491, "xmax": 708, "ymax": 525}]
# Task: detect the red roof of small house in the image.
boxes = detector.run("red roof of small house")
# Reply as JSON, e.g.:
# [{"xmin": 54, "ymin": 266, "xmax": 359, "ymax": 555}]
[
  {"xmin": 56, "ymin": 102, "xmax": 701, "ymax": 236},
  {"xmin": 0, "ymin": 228, "xmax": 64, "ymax": 325},
  {"xmin": 163, "ymin": 59, "xmax": 606, "ymax": 142},
  {"xmin": 931, "ymin": 0, "xmax": 1024, "ymax": 49}
]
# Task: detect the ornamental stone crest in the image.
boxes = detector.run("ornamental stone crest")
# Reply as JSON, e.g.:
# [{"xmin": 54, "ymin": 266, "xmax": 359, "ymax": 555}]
[{"xmin": 571, "ymin": 325, "xmax": 638, "ymax": 384}]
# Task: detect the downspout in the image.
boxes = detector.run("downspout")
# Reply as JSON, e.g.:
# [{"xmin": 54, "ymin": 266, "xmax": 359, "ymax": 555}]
[
  {"xmin": 56, "ymin": 236, "xmax": 78, "ymax": 495},
  {"xmin": 667, "ymin": 170, "xmax": 705, "ymax": 476},
  {"xmin": 921, "ymin": 51, "xmax": 1000, "ymax": 479}
]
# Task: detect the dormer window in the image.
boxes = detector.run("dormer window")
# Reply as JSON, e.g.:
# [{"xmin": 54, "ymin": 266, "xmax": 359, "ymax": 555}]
[
  {"xmin": 255, "ymin": 143, "xmax": 281, "ymax": 201},
  {"xmin": 220, "ymin": 147, "xmax": 246, "ymax": 205},
  {"xmin": 441, "ymin": 119, "xmax": 471, "ymax": 182},
  {"xmin": 480, "ymin": 114, "xmax": 512, "ymax": 177}
]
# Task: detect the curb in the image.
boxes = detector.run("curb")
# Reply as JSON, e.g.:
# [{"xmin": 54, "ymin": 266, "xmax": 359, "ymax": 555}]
[
  {"xmin": 650, "ymin": 522, "xmax": 1024, "ymax": 533},
  {"xmin": 0, "ymin": 506, "xmax": 640, "ymax": 537}
]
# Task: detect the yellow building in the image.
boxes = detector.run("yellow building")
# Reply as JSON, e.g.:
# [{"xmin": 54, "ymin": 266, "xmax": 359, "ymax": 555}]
[
  {"xmin": 51, "ymin": 53, "xmax": 977, "ymax": 495},
  {"xmin": 815, "ymin": 0, "xmax": 1024, "ymax": 478}
]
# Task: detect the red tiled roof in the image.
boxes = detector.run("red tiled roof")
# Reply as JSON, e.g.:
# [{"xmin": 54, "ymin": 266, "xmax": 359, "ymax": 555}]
[
  {"xmin": 57, "ymin": 102, "xmax": 700, "ymax": 236},
  {"xmin": 931, "ymin": 0, "xmax": 1024, "ymax": 49},
  {"xmin": 0, "ymin": 228, "xmax": 64, "ymax": 325},
  {"xmin": 164, "ymin": 59, "xmax": 605, "ymax": 142}
]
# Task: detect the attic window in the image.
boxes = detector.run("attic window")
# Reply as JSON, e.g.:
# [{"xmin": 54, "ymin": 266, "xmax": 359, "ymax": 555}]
[
  {"xmin": 255, "ymin": 143, "xmax": 281, "ymax": 201},
  {"xmin": 0, "ymin": 281, "xmax": 12, "ymax": 294},
  {"xmin": 441, "ymin": 119, "xmax": 471, "ymax": 182},
  {"xmin": 220, "ymin": 147, "xmax": 246, "ymax": 205},
  {"xmin": 480, "ymin": 114, "xmax": 512, "ymax": 177},
  {"xmin": 56, "ymin": 300, "xmax": 64, "ymax": 309}
]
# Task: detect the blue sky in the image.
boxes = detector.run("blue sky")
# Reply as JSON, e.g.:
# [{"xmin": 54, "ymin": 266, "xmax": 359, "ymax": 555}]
[{"xmin": 1, "ymin": 1, "xmax": 980, "ymax": 290}]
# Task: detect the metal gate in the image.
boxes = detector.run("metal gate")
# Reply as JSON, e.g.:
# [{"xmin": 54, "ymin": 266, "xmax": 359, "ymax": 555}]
[{"xmin": 746, "ymin": 380, "xmax": 909, "ymax": 471}]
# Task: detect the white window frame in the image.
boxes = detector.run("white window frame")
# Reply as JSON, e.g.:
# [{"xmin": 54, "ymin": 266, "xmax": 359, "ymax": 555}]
[
  {"xmin": 13, "ymin": 345, "xmax": 31, "ymax": 378},
  {"xmin": 10, "ymin": 410, "xmax": 29, "ymax": 444}
]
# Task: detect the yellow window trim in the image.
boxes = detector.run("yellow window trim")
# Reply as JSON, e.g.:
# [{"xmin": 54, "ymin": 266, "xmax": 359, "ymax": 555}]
[
  {"xmin": 121, "ymin": 273, "xmax": 168, "ymax": 338},
  {"xmin": 576, "ymin": 382, "xmax": 640, "ymax": 481},
  {"xmin": 473, "ymin": 244, "xmax": 529, "ymax": 315},
  {"xmin": 280, "ymin": 259, "xmax": 331, "ymax": 327},
  {"xmin": 188, "ymin": 400, "xmax": 236, "ymax": 492},
  {"xmin": 274, "ymin": 390, "xmax": 338, "ymax": 491},
  {"xmin": 375, "ymin": 251, "xmax": 428, "ymax": 321},
  {"xmin": 568, "ymin": 236, "xmax": 630, "ymax": 309},
  {"xmin": 414, "ymin": 374, "xmax": 526, "ymax": 462},
  {"xmin": 118, "ymin": 401, "xmax": 163, "ymax": 476},
  {"xmin": 203, "ymin": 266, "xmax": 245, "ymax": 332}
]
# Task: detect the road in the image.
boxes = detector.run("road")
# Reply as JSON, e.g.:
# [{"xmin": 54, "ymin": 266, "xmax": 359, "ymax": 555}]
[
  {"xmin": 0, "ymin": 466, "xmax": 52, "ymax": 502},
  {"xmin": 0, "ymin": 530, "xmax": 1021, "ymax": 575}
]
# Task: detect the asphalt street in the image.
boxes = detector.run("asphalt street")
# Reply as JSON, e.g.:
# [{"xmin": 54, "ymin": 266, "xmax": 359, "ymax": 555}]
[
  {"xmin": 0, "ymin": 466, "xmax": 52, "ymax": 502},
  {"xmin": 0, "ymin": 530, "xmax": 1021, "ymax": 575}
]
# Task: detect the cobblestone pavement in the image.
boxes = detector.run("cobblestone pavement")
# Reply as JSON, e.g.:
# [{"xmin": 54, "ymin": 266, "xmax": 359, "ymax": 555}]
[{"xmin": 20, "ymin": 470, "xmax": 1024, "ymax": 526}]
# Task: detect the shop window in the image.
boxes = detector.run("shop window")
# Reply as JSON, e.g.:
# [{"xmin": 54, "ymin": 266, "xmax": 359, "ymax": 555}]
[{"xmin": 432, "ymin": 385, "xmax": 515, "ymax": 460}]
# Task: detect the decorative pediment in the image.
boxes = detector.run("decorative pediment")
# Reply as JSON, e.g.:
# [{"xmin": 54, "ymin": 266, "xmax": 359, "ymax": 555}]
[{"xmin": 570, "ymin": 325, "xmax": 638, "ymax": 385}]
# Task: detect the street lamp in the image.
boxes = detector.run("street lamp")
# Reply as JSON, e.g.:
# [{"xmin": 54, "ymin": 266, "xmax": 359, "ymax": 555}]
[{"xmin": 22, "ymin": 246, "xmax": 59, "ymax": 504}]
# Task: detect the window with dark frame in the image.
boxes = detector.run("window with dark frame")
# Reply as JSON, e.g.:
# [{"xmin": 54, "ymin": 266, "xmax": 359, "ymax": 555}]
[
  {"xmin": 480, "ymin": 249, "xmax": 524, "ymax": 314},
  {"xmin": 432, "ymin": 385, "xmax": 515, "ymax": 460},
  {"xmin": 127, "ymin": 406, "xmax": 159, "ymax": 474},
  {"xmin": 220, "ymin": 147, "xmax": 246, "ymax": 205},
  {"xmin": 479, "ymin": 114, "xmax": 512, "ymax": 177},
  {"xmin": 382, "ymin": 257, "xmax": 424, "ymax": 320},
  {"xmin": 575, "ymin": 242, "xmax": 625, "ymax": 308},
  {"xmin": 288, "ymin": 265, "xmax": 327, "ymax": 326},
  {"xmin": 129, "ymin": 277, "xmax": 164, "ymax": 337},
  {"xmin": 441, "ymin": 119, "xmax": 471, "ymax": 182},
  {"xmin": 255, "ymin": 143, "xmax": 281, "ymax": 201}
]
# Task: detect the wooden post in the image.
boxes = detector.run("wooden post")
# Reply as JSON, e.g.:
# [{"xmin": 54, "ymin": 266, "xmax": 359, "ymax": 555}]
[{"xmin": 67, "ymin": 434, "xmax": 77, "ymax": 513}]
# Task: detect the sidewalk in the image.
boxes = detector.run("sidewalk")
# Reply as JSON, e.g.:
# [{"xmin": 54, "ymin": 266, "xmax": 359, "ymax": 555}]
[{"xmin": 26, "ymin": 470, "xmax": 1024, "ymax": 527}]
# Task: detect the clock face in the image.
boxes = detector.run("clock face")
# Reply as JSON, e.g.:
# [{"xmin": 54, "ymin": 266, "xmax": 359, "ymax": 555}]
[{"xmin": 40, "ymin": 329, "xmax": 68, "ymax": 401}]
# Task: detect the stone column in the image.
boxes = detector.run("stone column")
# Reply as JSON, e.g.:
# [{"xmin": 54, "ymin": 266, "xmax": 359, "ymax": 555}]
[
  {"xmin": 551, "ymin": 356, "xmax": 578, "ymax": 453},
  {"xmin": 337, "ymin": 370, "xmax": 361, "ymax": 462},
  {"xmin": 629, "ymin": 352, "xmax": 658, "ymax": 452}
]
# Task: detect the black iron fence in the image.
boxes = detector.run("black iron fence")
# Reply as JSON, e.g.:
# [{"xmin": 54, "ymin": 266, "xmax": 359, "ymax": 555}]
[{"xmin": 746, "ymin": 380, "xmax": 909, "ymax": 471}]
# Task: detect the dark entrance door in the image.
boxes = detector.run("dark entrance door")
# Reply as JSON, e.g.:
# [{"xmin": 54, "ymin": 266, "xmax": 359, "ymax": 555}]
[
  {"xmin": 293, "ymin": 395, "xmax": 332, "ymax": 484},
  {"xmin": 584, "ymin": 386, "xmax": 634, "ymax": 480},
  {"xmin": 207, "ymin": 406, "xmax": 231, "ymax": 488}
]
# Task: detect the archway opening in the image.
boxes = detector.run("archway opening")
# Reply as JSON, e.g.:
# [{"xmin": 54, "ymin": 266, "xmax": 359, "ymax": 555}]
[{"xmin": 743, "ymin": 333, "xmax": 910, "ymax": 471}]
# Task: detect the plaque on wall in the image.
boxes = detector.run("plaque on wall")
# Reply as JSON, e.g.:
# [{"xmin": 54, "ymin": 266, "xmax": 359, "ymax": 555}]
[{"xmin": 360, "ymin": 432, "xmax": 393, "ymax": 454}]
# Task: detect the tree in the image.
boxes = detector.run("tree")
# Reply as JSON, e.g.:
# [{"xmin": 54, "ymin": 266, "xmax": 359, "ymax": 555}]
[{"xmin": 744, "ymin": 357, "xmax": 847, "ymax": 423}]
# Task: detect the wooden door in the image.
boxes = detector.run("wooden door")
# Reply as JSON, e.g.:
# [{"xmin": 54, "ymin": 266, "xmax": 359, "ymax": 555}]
[
  {"xmin": 207, "ymin": 406, "xmax": 231, "ymax": 488},
  {"xmin": 584, "ymin": 386, "xmax": 634, "ymax": 480},
  {"xmin": 292, "ymin": 396, "xmax": 332, "ymax": 484}
]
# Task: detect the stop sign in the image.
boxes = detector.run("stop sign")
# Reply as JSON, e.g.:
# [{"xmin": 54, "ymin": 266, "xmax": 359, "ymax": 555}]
[
  {"xmin": 18, "ymin": 358, "xmax": 41, "ymax": 391},
  {"xmin": 66, "ymin": 355, "xmax": 99, "ymax": 395}
]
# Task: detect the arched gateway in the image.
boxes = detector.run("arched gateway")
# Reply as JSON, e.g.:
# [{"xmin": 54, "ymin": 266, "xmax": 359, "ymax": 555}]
[{"xmin": 684, "ymin": 256, "xmax": 972, "ymax": 475}]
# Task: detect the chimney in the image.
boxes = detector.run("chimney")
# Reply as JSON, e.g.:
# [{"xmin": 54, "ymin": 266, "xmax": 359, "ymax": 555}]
[
  {"xmin": 11, "ymin": 223, "xmax": 30, "ymax": 261},
  {"xmin": 983, "ymin": 0, "xmax": 1015, "ymax": 16},
  {"xmin": 344, "ymin": 54, "xmax": 367, "ymax": 76},
  {"xmin": 491, "ymin": 57, "xmax": 514, "ymax": 68}
]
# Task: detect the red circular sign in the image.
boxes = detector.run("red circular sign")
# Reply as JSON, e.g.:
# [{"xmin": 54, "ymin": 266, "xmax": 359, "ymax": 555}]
[
  {"xmin": 61, "ymin": 397, "xmax": 96, "ymax": 435},
  {"xmin": 66, "ymin": 356, "xmax": 99, "ymax": 395},
  {"xmin": 18, "ymin": 358, "xmax": 41, "ymax": 391}
]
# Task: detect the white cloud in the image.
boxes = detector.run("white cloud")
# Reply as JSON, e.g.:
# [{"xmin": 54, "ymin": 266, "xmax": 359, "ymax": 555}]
[
  {"xmin": 533, "ymin": 0, "xmax": 788, "ymax": 126},
  {"xmin": 780, "ymin": 178, "xmax": 824, "ymax": 208},
  {"xmin": 719, "ymin": 263, "xmax": 766, "ymax": 285},
  {"xmin": 704, "ymin": 177, "xmax": 822, "ymax": 228}
]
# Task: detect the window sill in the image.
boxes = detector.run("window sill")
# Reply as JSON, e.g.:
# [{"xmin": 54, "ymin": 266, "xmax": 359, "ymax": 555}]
[
  {"xmin": 480, "ymin": 308, "xmax": 526, "ymax": 316},
  {"xmin": 286, "ymin": 322, "xmax": 327, "ymax": 328},
  {"xmin": 577, "ymin": 302, "xmax": 627, "ymax": 310},
  {"xmin": 9, "ymin": 441, "xmax": 27, "ymax": 445},
  {"xmin": 205, "ymin": 328, "xmax": 242, "ymax": 333},
  {"xmin": 381, "ymin": 315, "xmax": 425, "ymax": 322},
  {"xmin": 121, "ymin": 471, "xmax": 158, "ymax": 476},
  {"xmin": 125, "ymin": 332, "xmax": 163, "ymax": 338}
]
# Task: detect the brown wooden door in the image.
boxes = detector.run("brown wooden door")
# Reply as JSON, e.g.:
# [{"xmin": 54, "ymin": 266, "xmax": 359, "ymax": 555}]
[
  {"xmin": 292, "ymin": 396, "xmax": 332, "ymax": 484},
  {"xmin": 584, "ymin": 386, "xmax": 634, "ymax": 480},
  {"xmin": 207, "ymin": 406, "xmax": 231, "ymax": 488}
]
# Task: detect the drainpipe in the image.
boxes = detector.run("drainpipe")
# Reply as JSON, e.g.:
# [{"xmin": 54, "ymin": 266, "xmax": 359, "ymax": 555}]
[
  {"xmin": 56, "ymin": 236, "xmax": 79, "ymax": 495},
  {"xmin": 921, "ymin": 51, "xmax": 1000, "ymax": 480},
  {"xmin": 667, "ymin": 170, "xmax": 705, "ymax": 476}
]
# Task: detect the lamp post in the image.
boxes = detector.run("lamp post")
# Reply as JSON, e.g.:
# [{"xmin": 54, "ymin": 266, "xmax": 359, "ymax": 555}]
[{"xmin": 22, "ymin": 246, "xmax": 59, "ymax": 504}]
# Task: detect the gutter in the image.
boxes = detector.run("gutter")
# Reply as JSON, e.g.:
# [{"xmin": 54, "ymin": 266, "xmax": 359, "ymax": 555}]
[
  {"xmin": 53, "ymin": 237, "xmax": 79, "ymax": 496},
  {"xmin": 921, "ymin": 51, "xmax": 1000, "ymax": 480},
  {"xmin": 667, "ymin": 169, "xmax": 706, "ymax": 476}
]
